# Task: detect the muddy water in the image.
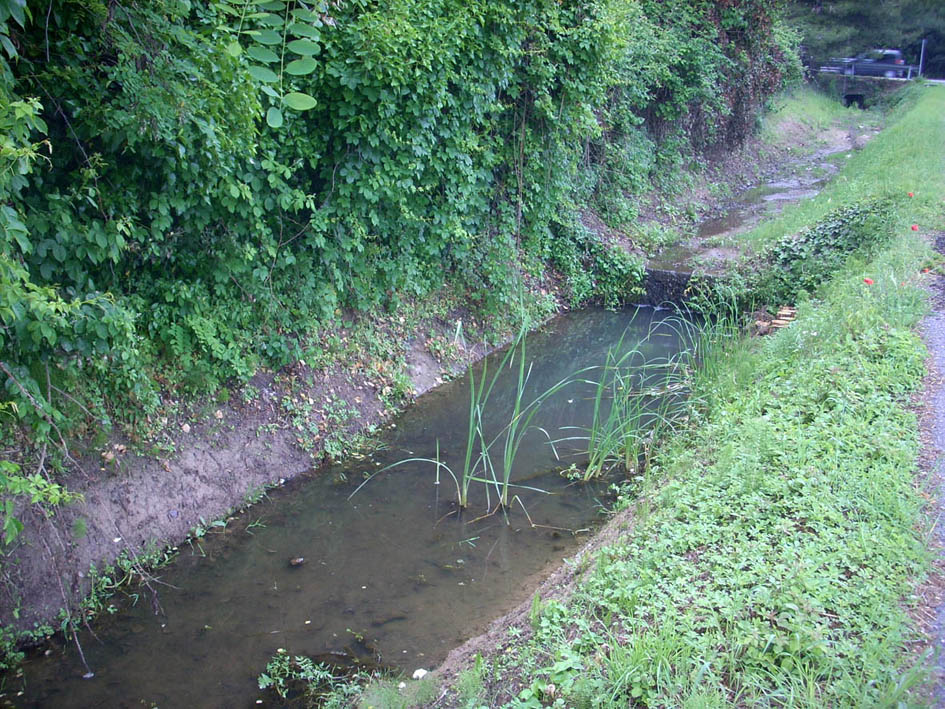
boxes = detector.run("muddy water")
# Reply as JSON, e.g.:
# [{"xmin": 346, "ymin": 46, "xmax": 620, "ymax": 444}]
[
  {"xmin": 15, "ymin": 307, "xmax": 690, "ymax": 708},
  {"xmin": 648, "ymin": 151, "xmax": 853, "ymax": 273}
]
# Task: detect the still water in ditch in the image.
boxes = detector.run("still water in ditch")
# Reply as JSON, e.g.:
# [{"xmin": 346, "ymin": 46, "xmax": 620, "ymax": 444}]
[
  {"xmin": 15, "ymin": 307, "xmax": 691, "ymax": 708},
  {"xmin": 648, "ymin": 148, "xmax": 852, "ymax": 273}
]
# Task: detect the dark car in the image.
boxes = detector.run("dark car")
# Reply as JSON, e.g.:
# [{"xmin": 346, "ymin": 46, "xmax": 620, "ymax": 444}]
[{"xmin": 841, "ymin": 49, "xmax": 907, "ymax": 77}]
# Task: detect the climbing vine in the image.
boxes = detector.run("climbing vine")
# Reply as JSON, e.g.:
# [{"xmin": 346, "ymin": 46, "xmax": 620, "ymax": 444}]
[{"xmin": 0, "ymin": 0, "xmax": 794, "ymax": 471}]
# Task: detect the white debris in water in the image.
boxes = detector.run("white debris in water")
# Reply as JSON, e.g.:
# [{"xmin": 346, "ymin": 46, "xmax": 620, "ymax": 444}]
[
  {"xmin": 412, "ymin": 669, "xmax": 428, "ymax": 680},
  {"xmin": 305, "ymin": 620, "xmax": 311, "ymax": 625},
  {"xmin": 112, "ymin": 537, "xmax": 122, "ymax": 543}
]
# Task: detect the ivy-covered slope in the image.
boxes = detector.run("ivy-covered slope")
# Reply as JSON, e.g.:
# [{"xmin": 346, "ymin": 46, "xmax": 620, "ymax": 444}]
[{"xmin": 0, "ymin": 0, "xmax": 795, "ymax": 453}]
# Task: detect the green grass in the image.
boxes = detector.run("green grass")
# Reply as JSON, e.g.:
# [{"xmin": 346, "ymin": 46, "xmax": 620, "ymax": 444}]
[
  {"xmin": 561, "ymin": 329, "xmax": 690, "ymax": 483},
  {"xmin": 350, "ymin": 325, "xmax": 578, "ymax": 515},
  {"xmin": 759, "ymin": 85, "xmax": 859, "ymax": 147},
  {"xmin": 475, "ymin": 238, "xmax": 935, "ymax": 708}
]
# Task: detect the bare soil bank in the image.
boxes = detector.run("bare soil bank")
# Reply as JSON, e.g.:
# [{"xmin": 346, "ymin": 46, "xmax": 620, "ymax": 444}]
[{"xmin": 0, "ymin": 109, "xmax": 868, "ymax": 643}]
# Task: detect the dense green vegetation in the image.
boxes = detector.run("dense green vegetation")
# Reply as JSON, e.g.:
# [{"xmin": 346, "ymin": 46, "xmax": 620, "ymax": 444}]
[
  {"xmin": 406, "ymin": 82, "xmax": 942, "ymax": 709},
  {"xmin": 0, "ymin": 0, "xmax": 795, "ymax": 478},
  {"xmin": 491, "ymin": 240, "xmax": 932, "ymax": 707},
  {"xmin": 745, "ymin": 82, "xmax": 944, "ymax": 253},
  {"xmin": 3, "ymin": 0, "xmax": 942, "ymax": 699},
  {"xmin": 288, "ymin": 80, "xmax": 944, "ymax": 709},
  {"xmin": 787, "ymin": 0, "xmax": 945, "ymax": 76}
]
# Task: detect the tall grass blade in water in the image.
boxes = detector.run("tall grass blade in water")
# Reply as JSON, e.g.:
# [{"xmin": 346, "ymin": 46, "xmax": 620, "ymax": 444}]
[
  {"xmin": 681, "ymin": 287, "xmax": 748, "ymax": 408},
  {"xmin": 476, "ymin": 326, "xmax": 577, "ymax": 509},
  {"xmin": 562, "ymin": 322, "xmax": 692, "ymax": 482},
  {"xmin": 352, "ymin": 326, "xmax": 580, "ymax": 518}
]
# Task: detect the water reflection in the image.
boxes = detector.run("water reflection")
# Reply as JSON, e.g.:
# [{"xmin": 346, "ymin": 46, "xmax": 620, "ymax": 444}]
[{"xmin": 16, "ymin": 307, "xmax": 689, "ymax": 708}]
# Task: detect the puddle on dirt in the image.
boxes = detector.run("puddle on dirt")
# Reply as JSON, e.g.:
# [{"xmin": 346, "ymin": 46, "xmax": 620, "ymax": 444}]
[
  {"xmin": 648, "ymin": 149, "xmax": 852, "ymax": 273},
  {"xmin": 12, "ymin": 307, "xmax": 691, "ymax": 708}
]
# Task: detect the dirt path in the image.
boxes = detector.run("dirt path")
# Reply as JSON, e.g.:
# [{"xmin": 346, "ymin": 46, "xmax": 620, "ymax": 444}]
[{"xmin": 920, "ymin": 233, "xmax": 945, "ymax": 705}]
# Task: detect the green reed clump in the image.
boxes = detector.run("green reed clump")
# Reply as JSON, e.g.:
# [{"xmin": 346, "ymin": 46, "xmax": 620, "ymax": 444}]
[
  {"xmin": 458, "ymin": 326, "xmax": 574, "ymax": 510},
  {"xmin": 564, "ymin": 333, "xmax": 691, "ymax": 483},
  {"xmin": 351, "ymin": 326, "xmax": 576, "ymax": 514}
]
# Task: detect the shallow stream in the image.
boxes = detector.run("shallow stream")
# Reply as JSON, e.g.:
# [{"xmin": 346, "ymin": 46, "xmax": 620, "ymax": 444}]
[
  {"xmin": 648, "ymin": 147, "xmax": 853, "ymax": 273},
  {"xmin": 15, "ymin": 307, "xmax": 691, "ymax": 708}
]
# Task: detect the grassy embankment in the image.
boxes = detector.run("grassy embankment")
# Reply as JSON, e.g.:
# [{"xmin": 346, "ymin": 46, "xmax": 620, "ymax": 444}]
[
  {"xmin": 428, "ymin": 83, "xmax": 945, "ymax": 709},
  {"xmin": 388, "ymin": 85, "xmax": 945, "ymax": 707},
  {"xmin": 758, "ymin": 86, "xmax": 864, "ymax": 153}
]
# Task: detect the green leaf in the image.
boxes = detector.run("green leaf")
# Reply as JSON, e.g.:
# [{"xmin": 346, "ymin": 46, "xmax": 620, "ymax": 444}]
[
  {"xmin": 266, "ymin": 107, "xmax": 284, "ymax": 128},
  {"xmin": 0, "ymin": 32, "xmax": 15, "ymax": 59},
  {"xmin": 283, "ymin": 92, "xmax": 317, "ymax": 110},
  {"xmin": 3, "ymin": 514, "xmax": 23, "ymax": 546},
  {"xmin": 291, "ymin": 8, "xmax": 318, "ymax": 21},
  {"xmin": 287, "ymin": 22, "xmax": 320, "ymax": 40},
  {"xmin": 256, "ymin": 12, "xmax": 285, "ymax": 27},
  {"xmin": 260, "ymin": 84, "xmax": 280, "ymax": 98},
  {"xmin": 287, "ymin": 39, "xmax": 320, "ymax": 56},
  {"xmin": 225, "ymin": 40, "xmax": 243, "ymax": 58},
  {"xmin": 8, "ymin": 0, "xmax": 25, "ymax": 28},
  {"xmin": 285, "ymin": 57, "xmax": 317, "ymax": 76},
  {"xmin": 260, "ymin": 0, "xmax": 286, "ymax": 10},
  {"xmin": 252, "ymin": 29, "xmax": 282, "ymax": 45},
  {"xmin": 247, "ymin": 45, "xmax": 279, "ymax": 63},
  {"xmin": 247, "ymin": 65, "xmax": 279, "ymax": 83}
]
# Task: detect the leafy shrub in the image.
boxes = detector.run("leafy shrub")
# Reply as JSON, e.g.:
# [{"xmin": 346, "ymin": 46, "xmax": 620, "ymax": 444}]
[
  {"xmin": 687, "ymin": 197, "xmax": 900, "ymax": 313},
  {"xmin": 756, "ymin": 197, "xmax": 898, "ymax": 302},
  {"xmin": 548, "ymin": 221, "xmax": 645, "ymax": 308},
  {"xmin": 0, "ymin": 0, "xmax": 792, "ymax": 456}
]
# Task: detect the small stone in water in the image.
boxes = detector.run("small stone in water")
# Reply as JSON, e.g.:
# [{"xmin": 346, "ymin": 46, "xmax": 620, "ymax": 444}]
[{"xmin": 289, "ymin": 557, "xmax": 305, "ymax": 567}]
